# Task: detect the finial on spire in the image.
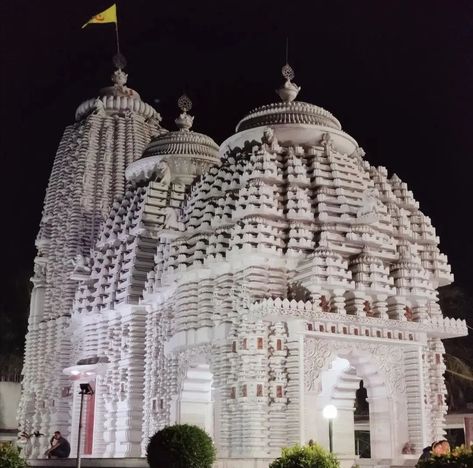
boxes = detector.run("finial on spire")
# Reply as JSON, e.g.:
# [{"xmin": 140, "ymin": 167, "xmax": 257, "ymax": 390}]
[
  {"xmin": 175, "ymin": 94, "xmax": 194, "ymax": 130},
  {"xmin": 276, "ymin": 62, "xmax": 301, "ymax": 103},
  {"xmin": 178, "ymin": 94, "xmax": 192, "ymax": 113},
  {"xmin": 111, "ymin": 68, "xmax": 128, "ymax": 87},
  {"xmin": 111, "ymin": 53, "xmax": 128, "ymax": 87},
  {"xmin": 282, "ymin": 63, "xmax": 295, "ymax": 81}
]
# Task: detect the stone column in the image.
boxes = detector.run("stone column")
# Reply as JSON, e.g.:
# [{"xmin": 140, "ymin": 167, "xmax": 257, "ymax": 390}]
[
  {"xmin": 387, "ymin": 297, "xmax": 406, "ymax": 320},
  {"xmin": 114, "ymin": 308, "xmax": 147, "ymax": 457},
  {"xmin": 373, "ymin": 295, "xmax": 388, "ymax": 319},
  {"xmin": 345, "ymin": 291, "xmax": 367, "ymax": 316},
  {"xmin": 404, "ymin": 347, "xmax": 428, "ymax": 452}
]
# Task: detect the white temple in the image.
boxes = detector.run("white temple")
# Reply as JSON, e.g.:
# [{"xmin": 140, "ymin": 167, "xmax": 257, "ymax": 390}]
[{"xmin": 19, "ymin": 62, "xmax": 468, "ymax": 467}]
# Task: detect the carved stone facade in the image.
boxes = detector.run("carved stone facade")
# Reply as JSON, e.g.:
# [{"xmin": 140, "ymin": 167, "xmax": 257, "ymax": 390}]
[{"xmin": 20, "ymin": 68, "xmax": 467, "ymax": 467}]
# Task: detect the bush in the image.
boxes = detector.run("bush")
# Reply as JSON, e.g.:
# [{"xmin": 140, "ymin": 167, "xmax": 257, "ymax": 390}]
[
  {"xmin": 416, "ymin": 444, "xmax": 473, "ymax": 467},
  {"xmin": 146, "ymin": 424, "xmax": 216, "ymax": 468},
  {"xmin": 0, "ymin": 443, "xmax": 29, "ymax": 468},
  {"xmin": 270, "ymin": 443, "xmax": 340, "ymax": 468}
]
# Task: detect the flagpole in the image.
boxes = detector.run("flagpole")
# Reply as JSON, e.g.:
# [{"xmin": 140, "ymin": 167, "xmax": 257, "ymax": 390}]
[{"xmin": 115, "ymin": 21, "xmax": 120, "ymax": 55}]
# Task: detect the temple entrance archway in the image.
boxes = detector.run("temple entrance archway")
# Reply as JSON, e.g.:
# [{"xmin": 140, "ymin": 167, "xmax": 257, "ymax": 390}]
[
  {"xmin": 317, "ymin": 354, "xmax": 388, "ymax": 460},
  {"xmin": 177, "ymin": 363, "xmax": 214, "ymax": 437},
  {"xmin": 304, "ymin": 338, "xmax": 406, "ymax": 462}
]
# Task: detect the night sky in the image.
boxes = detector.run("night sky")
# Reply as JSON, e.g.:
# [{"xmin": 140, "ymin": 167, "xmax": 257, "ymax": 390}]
[{"xmin": 1, "ymin": 0, "xmax": 472, "ymax": 351}]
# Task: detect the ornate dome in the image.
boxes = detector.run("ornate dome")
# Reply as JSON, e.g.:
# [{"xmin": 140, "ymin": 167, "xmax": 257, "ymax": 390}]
[
  {"xmin": 236, "ymin": 64, "xmax": 341, "ymax": 132},
  {"xmin": 125, "ymin": 95, "xmax": 220, "ymax": 184},
  {"xmin": 75, "ymin": 65, "xmax": 161, "ymax": 122},
  {"xmin": 222, "ymin": 65, "xmax": 356, "ymax": 158},
  {"xmin": 236, "ymin": 101, "xmax": 341, "ymax": 132}
]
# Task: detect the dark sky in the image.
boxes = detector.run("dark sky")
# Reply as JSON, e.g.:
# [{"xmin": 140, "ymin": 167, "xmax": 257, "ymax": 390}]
[{"xmin": 1, "ymin": 0, "xmax": 473, "ymax": 334}]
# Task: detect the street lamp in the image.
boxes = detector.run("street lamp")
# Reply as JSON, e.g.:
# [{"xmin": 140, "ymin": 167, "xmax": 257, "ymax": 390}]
[
  {"xmin": 76, "ymin": 383, "xmax": 94, "ymax": 468},
  {"xmin": 322, "ymin": 404, "xmax": 338, "ymax": 453}
]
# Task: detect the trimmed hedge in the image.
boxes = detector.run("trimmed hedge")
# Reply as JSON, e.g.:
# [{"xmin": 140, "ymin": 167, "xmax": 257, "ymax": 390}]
[
  {"xmin": 270, "ymin": 443, "xmax": 340, "ymax": 468},
  {"xmin": 146, "ymin": 424, "xmax": 216, "ymax": 468}
]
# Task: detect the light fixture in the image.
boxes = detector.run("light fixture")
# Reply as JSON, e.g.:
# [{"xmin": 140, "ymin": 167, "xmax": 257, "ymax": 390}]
[
  {"xmin": 322, "ymin": 404, "xmax": 338, "ymax": 420},
  {"xmin": 322, "ymin": 404, "xmax": 337, "ymax": 453},
  {"xmin": 79, "ymin": 383, "xmax": 94, "ymax": 395}
]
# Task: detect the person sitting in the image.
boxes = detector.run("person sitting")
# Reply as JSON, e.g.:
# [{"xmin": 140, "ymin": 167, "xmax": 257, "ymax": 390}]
[
  {"xmin": 417, "ymin": 440, "xmax": 450, "ymax": 464},
  {"xmin": 44, "ymin": 431, "xmax": 71, "ymax": 459}
]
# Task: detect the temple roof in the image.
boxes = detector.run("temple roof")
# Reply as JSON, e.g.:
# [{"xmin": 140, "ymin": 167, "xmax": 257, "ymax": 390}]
[
  {"xmin": 236, "ymin": 64, "xmax": 341, "ymax": 132},
  {"xmin": 236, "ymin": 101, "xmax": 341, "ymax": 132},
  {"xmin": 75, "ymin": 66, "xmax": 161, "ymax": 122},
  {"xmin": 142, "ymin": 126, "xmax": 219, "ymax": 160},
  {"xmin": 125, "ymin": 95, "xmax": 220, "ymax": 184}
]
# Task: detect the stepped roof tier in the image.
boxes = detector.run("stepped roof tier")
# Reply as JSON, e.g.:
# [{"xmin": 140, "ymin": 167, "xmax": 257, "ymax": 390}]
[{"xmin": 73, "ymin": 96, "xmax": 220, "ymax": 312}]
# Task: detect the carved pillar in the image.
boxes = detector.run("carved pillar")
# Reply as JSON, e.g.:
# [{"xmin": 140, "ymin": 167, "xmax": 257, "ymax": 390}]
[
  {"xmin": 345, "ymin": 291, "xmax": 366, "ymax": 316},
  {"xmin": 404, "ymin": 347, "xmax": 428, "ymax": 452},
  {"xmin": 330, "ymin": 289, "xmax": 346, "ymax": 314},
  {"xmin": 412, "ymin": 301, "xmax": 427, "ymax": 322},
  {"xmin": 373, "ymin": 294, "xmax": 388, "ymax": 319},
  {"xmin": 387, "ymin": 297, "xmax": 406, "ymax": 320}
]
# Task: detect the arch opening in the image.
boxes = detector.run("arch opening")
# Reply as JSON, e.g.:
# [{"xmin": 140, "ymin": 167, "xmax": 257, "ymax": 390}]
[
  {"xmin": 305, "ymin": 352, "xmax": 395, "ymax": 462},
  {"xmin": 177, "ymin": 363, "xmax": 214, "ymax": 437}
]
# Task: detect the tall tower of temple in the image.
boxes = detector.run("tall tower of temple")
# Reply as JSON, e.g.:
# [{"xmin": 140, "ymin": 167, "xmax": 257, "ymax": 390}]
[{"xmin": 18, "ymin": 63, "xmax": 165, "ymax": 451}]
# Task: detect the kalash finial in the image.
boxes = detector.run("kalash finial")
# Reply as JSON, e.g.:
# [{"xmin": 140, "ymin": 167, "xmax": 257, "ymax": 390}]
[
  {"xmin": 175, "ymin": 94, "xmax": 194, "ymax": 131},
  {"xmin": 111, "ymin": 53, "xmax": 128, "ymax": 88},
  {"xmin": 276, "ymin": 63, "xmax": 301, "ymax": 103}
]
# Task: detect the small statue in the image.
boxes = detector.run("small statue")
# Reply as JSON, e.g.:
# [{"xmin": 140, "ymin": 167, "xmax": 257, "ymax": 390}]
[
  {"xmin": 163, "ymin": 207, "xmax": 184, "ymax": 231},
  {"xmin": 321, "ymin": 133, "xmax": 334, "ymax": 156},
  {"xmin": 402, "ymin": 441, "xmax": 415, "ymax": 454},
  {"xmin": 262, "ymin": 128, "xmax": 280, "ymax": 152},
  {"xmin": 154, "ymin": 160, "xmax": 171, "ymax": 186},
  {"xmin": 33, "ymin": 261, "xmax": 46, "ymax": 281},
  {"xmin": 356, "ymin": 188, "xmax": 379, "ymax": 223},
  {"xmin": 93, "ymin": 97, "xmax": 106, "ymax": 115},
  {"xmin": 262, "ymin": 127, "xmax": 275, "ymax": 145},
  {"xmin": 69, "ymin": 254, "xmax": 91, "ymax": 279}
]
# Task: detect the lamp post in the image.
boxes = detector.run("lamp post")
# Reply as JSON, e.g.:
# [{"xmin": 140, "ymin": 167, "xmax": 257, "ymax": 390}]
[
  {"xmin": 76, "ymin": 383, "xmax": 94, "ymax": 468},
  {"xmin": 322, "ymin": 404, "xmax": 338, "ymax": 453}
]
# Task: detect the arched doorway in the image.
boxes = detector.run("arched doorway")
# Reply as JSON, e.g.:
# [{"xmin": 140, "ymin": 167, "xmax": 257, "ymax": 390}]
[
  {"xmin": 304, "ymin": 347, "xmax": 400, "ymax": 462},
  {"xmin": 177, "ymin": 363, "xmax": 214, "ymax": 437}
]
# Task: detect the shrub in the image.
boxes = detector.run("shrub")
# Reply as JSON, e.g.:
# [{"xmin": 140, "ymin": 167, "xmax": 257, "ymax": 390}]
[
  {"xmin": 0, "ymin": 442, "xmax": 29, "ymax": 468},
  {"xmin": 270, "ymin": 443, "xmax": 340, "ymax": 468},
  {"xmin": 416, "ymin": 445, "xmax": 473, "ymax": 467},
  {"xmin": 146, "ymin": 424, "xmax": 216, "ymax": 468}
]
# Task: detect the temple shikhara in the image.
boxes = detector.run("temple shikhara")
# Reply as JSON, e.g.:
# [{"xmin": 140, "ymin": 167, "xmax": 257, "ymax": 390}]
[{"xmin": 19, "ymin": 61, "xmax": 468, "ymax": 467}]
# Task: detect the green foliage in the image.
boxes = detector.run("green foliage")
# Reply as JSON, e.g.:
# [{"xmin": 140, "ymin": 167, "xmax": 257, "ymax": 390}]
[
  {"xmin": 0, "ymin": 443, "xmax": 29, "ymax": 468},
  {"xmin": 270, "ymin": 443, "xmax": 340, "ymax": 468},
  {"xmin": 146, "ymin": 424, "xmax": 216, "ymax": 468},
  {"xmin": 416, "ymin": 445, "xmax": 473, "ymax": 467}
]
